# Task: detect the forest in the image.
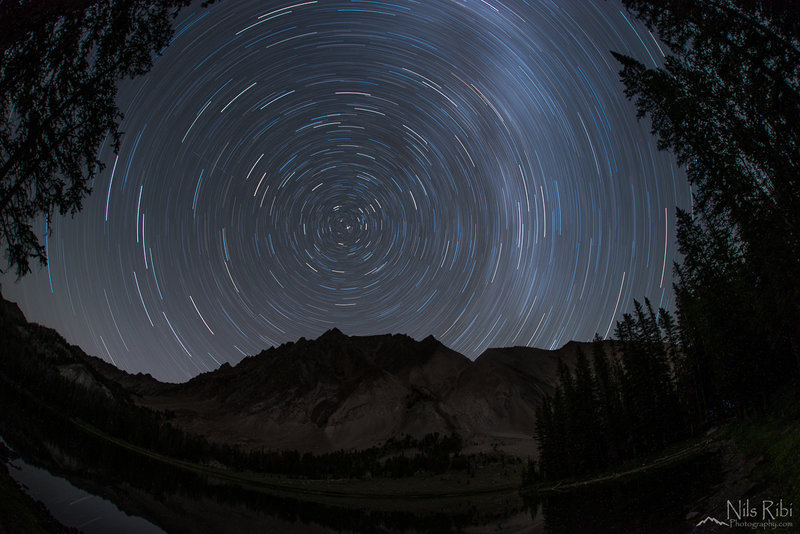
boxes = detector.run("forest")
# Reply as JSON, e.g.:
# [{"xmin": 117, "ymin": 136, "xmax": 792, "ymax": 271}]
[{"xmin": 530, "ymin": 0, "xmax": 800, "ymax": 483}]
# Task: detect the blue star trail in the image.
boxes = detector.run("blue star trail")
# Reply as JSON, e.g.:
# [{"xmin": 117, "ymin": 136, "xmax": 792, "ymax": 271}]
[{"xmin": 3, "ymin": 0, "xmax": 690, "ymax": 382}]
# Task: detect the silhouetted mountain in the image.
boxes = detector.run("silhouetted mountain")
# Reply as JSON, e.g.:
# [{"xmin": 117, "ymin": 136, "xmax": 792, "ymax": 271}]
[{"xmin": 1, "ymin": 296, "xmax": 602, "ymax": 457}]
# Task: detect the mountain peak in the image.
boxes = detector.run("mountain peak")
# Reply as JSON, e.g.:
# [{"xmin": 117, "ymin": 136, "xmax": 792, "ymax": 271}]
[
  {"xmin": 421, "ymin": 334, "xmax": 442, "ymax": 347},
  {"xmin": 320, "ymin": 327, "xmax": 345, "ymax": 339}
]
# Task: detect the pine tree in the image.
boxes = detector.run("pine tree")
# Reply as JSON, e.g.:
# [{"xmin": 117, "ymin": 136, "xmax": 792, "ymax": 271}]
[
  {"xmin": 570, "ymin": 346, "xmax": 599, "ymax": 472},
  {"xmin": 551, "ymin": 385, "xmax": 569, "ymax": 478},
  {"xmin": 534, "ymin": 396, "xmax": 555, "ymax": 480},
  {"xmin": 0, "ymin": 0, "xmax": 199, "ymax": 276},
  {"xmin": 591, "ymin": 335, "xmax": 620, "ymax": 464},
  {"xmin": 615, "ymin": 0, "xmax": 800, "ymax": 397}
]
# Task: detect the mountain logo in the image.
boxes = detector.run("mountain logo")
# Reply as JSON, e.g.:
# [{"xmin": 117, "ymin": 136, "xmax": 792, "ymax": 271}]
[{"xmin": 696, "ymin": 515, "xmax": 730, "ymax": 527}]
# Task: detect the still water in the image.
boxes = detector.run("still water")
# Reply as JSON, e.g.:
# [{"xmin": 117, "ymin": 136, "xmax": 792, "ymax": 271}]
[
  {"xmin": 1, "ymin": 426, "xmax": 719, "ymax": 533},
  {"xmin": 2, "ymin": 436, "xmax": 164, "ymax": 533}
]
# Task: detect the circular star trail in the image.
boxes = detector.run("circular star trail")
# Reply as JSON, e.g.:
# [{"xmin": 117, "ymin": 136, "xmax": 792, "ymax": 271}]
[{"xmin": 3, "ymin": 0, "xmax": 691, "ymax": 381}]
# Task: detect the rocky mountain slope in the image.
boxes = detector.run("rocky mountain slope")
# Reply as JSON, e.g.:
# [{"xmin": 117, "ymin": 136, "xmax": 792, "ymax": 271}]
[{"xmin": 2, "ymin": 296, "xmax": 599, "ymax": 457}]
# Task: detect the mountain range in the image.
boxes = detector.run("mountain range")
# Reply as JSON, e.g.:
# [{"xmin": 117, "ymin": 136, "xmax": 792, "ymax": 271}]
[{"xmin": 1, "ymin": 296, "xmax": 601, "ymax": 458}]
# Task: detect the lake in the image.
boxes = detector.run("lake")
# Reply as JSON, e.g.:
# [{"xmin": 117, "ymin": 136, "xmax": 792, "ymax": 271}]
[{"xmin": 1, "ymin": 416, "xmax": 720, "ymax": 534}]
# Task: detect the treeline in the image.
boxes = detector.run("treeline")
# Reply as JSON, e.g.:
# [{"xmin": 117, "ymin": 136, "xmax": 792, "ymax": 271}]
[
  {"xmin": 530, "ymin": 301, "xmax": 699, "ymax": 481},
  {"xmin": 219, "ymin": 432, "xmax": 469, "ymax": 479},
  {"xmin": 530, "ymin": 0, "xmax": 800, "ymax": 484},
  {"xmin": 613, "ymin": 0, "xmax": 800, "ymax": 405}
]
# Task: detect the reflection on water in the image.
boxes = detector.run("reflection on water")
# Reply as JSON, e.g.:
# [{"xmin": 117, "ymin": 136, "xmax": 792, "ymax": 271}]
[
  {"xmin": 1, "ymin": 417, "xmax": 719, "ymax": 533},
  {"xmin": 523, "ymin": 452, "xmax": 722, "ymax": 533},
  {"xmin": 2, "ymin": 436, "xmax": 164, "ymax": 534},
  {"xmin": 0, "ymin": 423, "xmax": 527, "ymax": 533}
]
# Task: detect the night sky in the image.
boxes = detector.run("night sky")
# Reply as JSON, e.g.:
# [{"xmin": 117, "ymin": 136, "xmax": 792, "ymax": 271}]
[{"xmin": 2, "ymin": 0, "xmax": 690, "ymax": 382}]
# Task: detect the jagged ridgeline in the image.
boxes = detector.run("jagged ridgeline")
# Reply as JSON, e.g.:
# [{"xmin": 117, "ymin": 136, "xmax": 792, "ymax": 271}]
[{"xmin": 0, "ymin": 295, "xmax": 603, "ymax": 478}]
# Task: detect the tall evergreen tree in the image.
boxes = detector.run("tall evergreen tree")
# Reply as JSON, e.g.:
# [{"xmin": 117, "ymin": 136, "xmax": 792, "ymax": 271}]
[
  {"xmin": 570, "ymin": 346, "xmax": 600, "ymax": 472},
  {"xmin": 613, "ymin": 0, "xmax": 800, "ymax": 392},
  {"xmin": 534, "ymin": 395, "xmax": 555, "ymax": 480},
  {"xmin": 0, "ymin": 0, "xmax": 201, "ymax": 277},
  {"xmin": 591, "ymin": 335, "xmax": 621, "ymax": 464}
]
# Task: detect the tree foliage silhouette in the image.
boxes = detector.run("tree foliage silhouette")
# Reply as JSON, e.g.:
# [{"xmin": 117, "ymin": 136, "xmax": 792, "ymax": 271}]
[
  {"xmin": 533, "ymin": 0, "xmax": 800, "ymax": 484},
  {"xmin": 533, "ymin": 304, "xmax": 696, "ymax": 481},
  {"xmin": 0, "ymin": 0, "xmax": 195, "ymax": 277},
  {"xmin": 612, "ymin": 0, "xmax": 800, "ymax": 393}
]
